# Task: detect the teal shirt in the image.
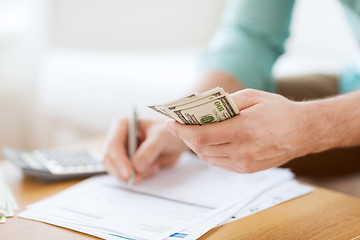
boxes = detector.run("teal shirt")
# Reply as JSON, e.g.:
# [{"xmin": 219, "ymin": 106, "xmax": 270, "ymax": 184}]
[{"xmin": 200, "ymin": 0, "xmax": 360, "ymax": 93}]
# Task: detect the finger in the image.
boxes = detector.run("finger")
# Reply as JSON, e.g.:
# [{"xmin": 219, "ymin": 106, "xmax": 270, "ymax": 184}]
[
  {"xmin": 134, "ymin": 164, "xmax": 160, "ymax": 183},
  {"xmin": 197, "ymin": 155, "xmax": 235, "ymax": 170},
  {"xmin": 230, "ymin": 89, "xmax": 264, "ymax": 111},
  {"xmin": 137, "ymin": 119, "xmax": 154, "ymax": 142},
  {"xmin": 108, "ymin": 142, "xmax": 133, "ymax": 180},
  {"xmin": 103, "ymin": 155, "xmax": 127, "ymax": 181},
  {"xmin": 185, "ymin": 141, "xmax": 234, "ymax": 157},
  {"xmin": 133, "ymin": 132, "xmax": 165, "ymax": 173},
  {"xmin": 164, "ymin": 89, "xmax": 265, "ymax": 145},
  {"xmin": 104, "ymin": 118, "xmax": 133, "ymax": 180},
  {"xmin": 203, "ymin": 155, "xmax": 257, "ymax": 174},
  {"xmin": 165, "ymin": 119, "xmax": 238, "ymax": 145},
  {"xmin": 103, "ymin": 156, "xmax": 117, "ymax": 176},
  {"xmin": 106, "ymin": 118, "xmax": 129, "ymax": 146},
  {"xmin": 198, "ymin": 154, "xmax": 259, "ymax": 174},
  {"xmin": 158, "ymin": 154, "xmax": 181, "ymax": 168},
  {"xmin": 236, "ymin": 158, "xmax": 286, "ymax": 173}
]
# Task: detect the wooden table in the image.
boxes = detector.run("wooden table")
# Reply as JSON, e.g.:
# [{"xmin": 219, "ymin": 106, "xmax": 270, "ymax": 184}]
[{"xmin": 1, "ymin": 159, "xmax": 360, "ymax": 240}]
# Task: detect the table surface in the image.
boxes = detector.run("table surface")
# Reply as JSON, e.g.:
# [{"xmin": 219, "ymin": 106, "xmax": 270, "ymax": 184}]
[{"xmin": 1, "ymin": 157, "xmax": 360, "ymax": 240}]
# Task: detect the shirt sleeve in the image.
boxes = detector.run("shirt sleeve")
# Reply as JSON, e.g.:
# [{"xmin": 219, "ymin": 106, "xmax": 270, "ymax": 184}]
[{"xmin": 199, "ymin": 0, "xmax": 295, "ymax": 92}]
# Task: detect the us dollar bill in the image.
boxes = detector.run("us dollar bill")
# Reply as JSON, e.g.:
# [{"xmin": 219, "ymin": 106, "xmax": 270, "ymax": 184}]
[{"xmin": 148, "ymin": 87, "xmax": 239, "ymax": 125}]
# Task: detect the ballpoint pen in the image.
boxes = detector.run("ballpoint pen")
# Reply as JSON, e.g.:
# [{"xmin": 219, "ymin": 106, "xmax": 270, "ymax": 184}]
[{"xmin": 127, "ymin": 106, "xmax": 138, "ymax": 187}]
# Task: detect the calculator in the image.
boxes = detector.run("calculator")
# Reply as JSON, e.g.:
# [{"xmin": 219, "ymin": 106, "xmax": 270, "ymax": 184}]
[{"xmin": 2, "ymin": 148, "xmax": 106, "ymax": 181}]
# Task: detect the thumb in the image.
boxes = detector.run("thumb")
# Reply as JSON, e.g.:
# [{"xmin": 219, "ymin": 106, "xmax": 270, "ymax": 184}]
[{"xmin": 231, "ymin": 89, "xmax": 264, "ymax": 111}]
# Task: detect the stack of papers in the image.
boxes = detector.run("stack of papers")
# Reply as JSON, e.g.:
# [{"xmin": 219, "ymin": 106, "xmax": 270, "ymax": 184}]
[
  {"xmin": 0, "ymin": 173, "xmax": 18, "ymax": 223},
  {"xmin": 19, "ymin": 152, "xmax": 313, "ymax": 239}
]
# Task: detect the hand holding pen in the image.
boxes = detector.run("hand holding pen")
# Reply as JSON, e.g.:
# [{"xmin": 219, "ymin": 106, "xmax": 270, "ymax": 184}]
[{"xmin": 102, "ymin": 109, "xmax": 189, "ymax": 184}]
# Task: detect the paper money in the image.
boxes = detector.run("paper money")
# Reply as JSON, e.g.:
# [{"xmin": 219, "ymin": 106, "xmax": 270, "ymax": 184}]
[{"xmin": 148, "ymin": 87, "xmax": 239, "ymax": 125}]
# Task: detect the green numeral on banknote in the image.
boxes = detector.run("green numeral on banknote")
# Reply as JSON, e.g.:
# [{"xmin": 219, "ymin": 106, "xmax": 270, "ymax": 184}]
[
  {"xmin": 214, "ymin": 101, "xmax": 224, "ymax": 112},
  {"xmin": 200, "ymin": 115, "xmax": 215, "ymax": 124}
]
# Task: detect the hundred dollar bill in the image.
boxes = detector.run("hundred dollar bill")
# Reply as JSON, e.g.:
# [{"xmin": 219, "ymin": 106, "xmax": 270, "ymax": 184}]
[
  {"xmin": 148, "ymin": 87, "xmax": 239, "ymax": 125},
  {"xmin": 148, "ymin": 92, "xmax": 199, "ymax": 122}
]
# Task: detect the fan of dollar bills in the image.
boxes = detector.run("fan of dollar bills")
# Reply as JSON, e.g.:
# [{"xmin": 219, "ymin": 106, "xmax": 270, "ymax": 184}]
[{"xmin": 148, "ymin": 87, "xmax": 239, "ymax": 125}]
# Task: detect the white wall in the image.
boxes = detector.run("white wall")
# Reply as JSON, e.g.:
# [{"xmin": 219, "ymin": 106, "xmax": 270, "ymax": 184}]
[
  {"xmin": 47, "ymin": 0, "xmax": 359, "ymax": 75},
  {"xmin": 49, "ymin": 0, "xmax": 226, "ymax": 50},
  {"xmin": 0, "ymin": 0, "xmax": 48, "ymax": 156}
]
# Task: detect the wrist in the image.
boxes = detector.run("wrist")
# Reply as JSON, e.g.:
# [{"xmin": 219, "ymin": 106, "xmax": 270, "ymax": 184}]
[{"xmin": 298, "ymin": 100, "xmax": 339, "ymax": 154}]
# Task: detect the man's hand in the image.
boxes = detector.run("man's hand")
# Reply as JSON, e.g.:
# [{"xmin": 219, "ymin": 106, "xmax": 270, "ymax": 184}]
[
  {"xmin": 165, "ymin": 89, "xmax": 312, "ymax": 173},
  {"xmin": 103, "ymin": 119, "xmax": 189, "ymax": 182}
]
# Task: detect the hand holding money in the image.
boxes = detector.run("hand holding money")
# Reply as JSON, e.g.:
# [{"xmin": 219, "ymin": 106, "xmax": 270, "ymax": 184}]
[
  {"xmin": 165, "ymin": 89, "xmax": 309, "ymax": 174},
  {"xmin": 148, "ymin": 87, "xmax": 240, "ymax": 125}
]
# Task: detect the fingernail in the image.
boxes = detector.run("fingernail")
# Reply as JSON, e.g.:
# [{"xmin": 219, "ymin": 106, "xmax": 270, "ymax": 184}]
[{"xmin": 120, "ymin": 167, "xmax": 129, "ymax": 179}]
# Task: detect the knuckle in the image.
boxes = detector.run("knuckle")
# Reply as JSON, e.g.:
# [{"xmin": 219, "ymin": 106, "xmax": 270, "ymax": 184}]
[
  {"xmin": 242, "ymin": 130, "xmax": 251, "ymax": 140},
  {"xmin": 239, "ymin": 160, "xmax": 255, "ymax": 173},
  {"xmin": 198, "ymin": 154, "xmax": 208, "ymax": 162},
  {"xmin": 171, "ymin": 127, "xmax": 180, "ymax": 138},
  {"xmin": 226, "ymin": 131, "xmax": 236, "ymax": 142},
  {"xmin": 211, "ymin": 161, "xmax": 224, "ymax": 169},
  {"xmin": 135, "ymin": 152, "xmax": 147, "ymax": 162},
  {"xmin": 241, "ymin": 89, "xmax": 258, "ymax": 97},
  {"xmin": 239, "ymin": 129, "xmax": 254, "ymax": 140},
  {"xmin": 243, "ymin": 150, "xmax": 255, "ymax": 161},
  {"xmin": 242, "ymin": 167, "xmax": 257, "ymax": 173},
  {"xmin": 186, "ymin": 132, "xmax": 206, "ymax": 145},
  {"xmin": 135, "ymin": 149, "xmax": 152, "ymax": 164},
  {"xmin": 196, "ymin": 134, "xmax": 207, "ymax": 145},
  {"xmin": 191, "ymin": 144, "xmax": 203, "ymax": 155}
]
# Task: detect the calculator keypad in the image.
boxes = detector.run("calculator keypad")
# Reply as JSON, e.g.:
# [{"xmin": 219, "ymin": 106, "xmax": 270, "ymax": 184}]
[{"xmin": 34, "ymin": 150, "xmax": 104, "ymax": 174}]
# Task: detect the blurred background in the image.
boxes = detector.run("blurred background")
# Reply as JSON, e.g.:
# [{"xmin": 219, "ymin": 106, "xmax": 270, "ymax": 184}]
[{"xmin": 0, "ymin": 0, "xmax": 358, "ymax": 156}]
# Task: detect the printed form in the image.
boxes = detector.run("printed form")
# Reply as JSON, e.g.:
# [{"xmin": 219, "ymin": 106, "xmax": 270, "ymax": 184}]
[{"xmin": 19, "ymin": 152, "xmax": 312, "ymax": 240}]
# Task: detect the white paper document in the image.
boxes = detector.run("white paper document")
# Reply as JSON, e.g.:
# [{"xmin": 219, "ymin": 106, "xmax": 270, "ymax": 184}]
[
  {"xmin": 0, "ymin": 173, "xmax": 18, "ymax": 223},
  {"xmin": 170, "ymin": 179, "xmax": 312, "ymax": 240},
  {"xmin": 19, "ymin": 152, "xmax": 313, "ymax": 240}
]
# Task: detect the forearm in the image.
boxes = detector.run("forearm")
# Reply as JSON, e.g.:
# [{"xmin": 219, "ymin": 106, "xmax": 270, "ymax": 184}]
[
  {"xmin": 302, "ymin": 90, "xmax": 360, "ymax": 153},
  {"xmin": 194, "ymin": 71, "xmax": 245, "ymax": 93}
]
